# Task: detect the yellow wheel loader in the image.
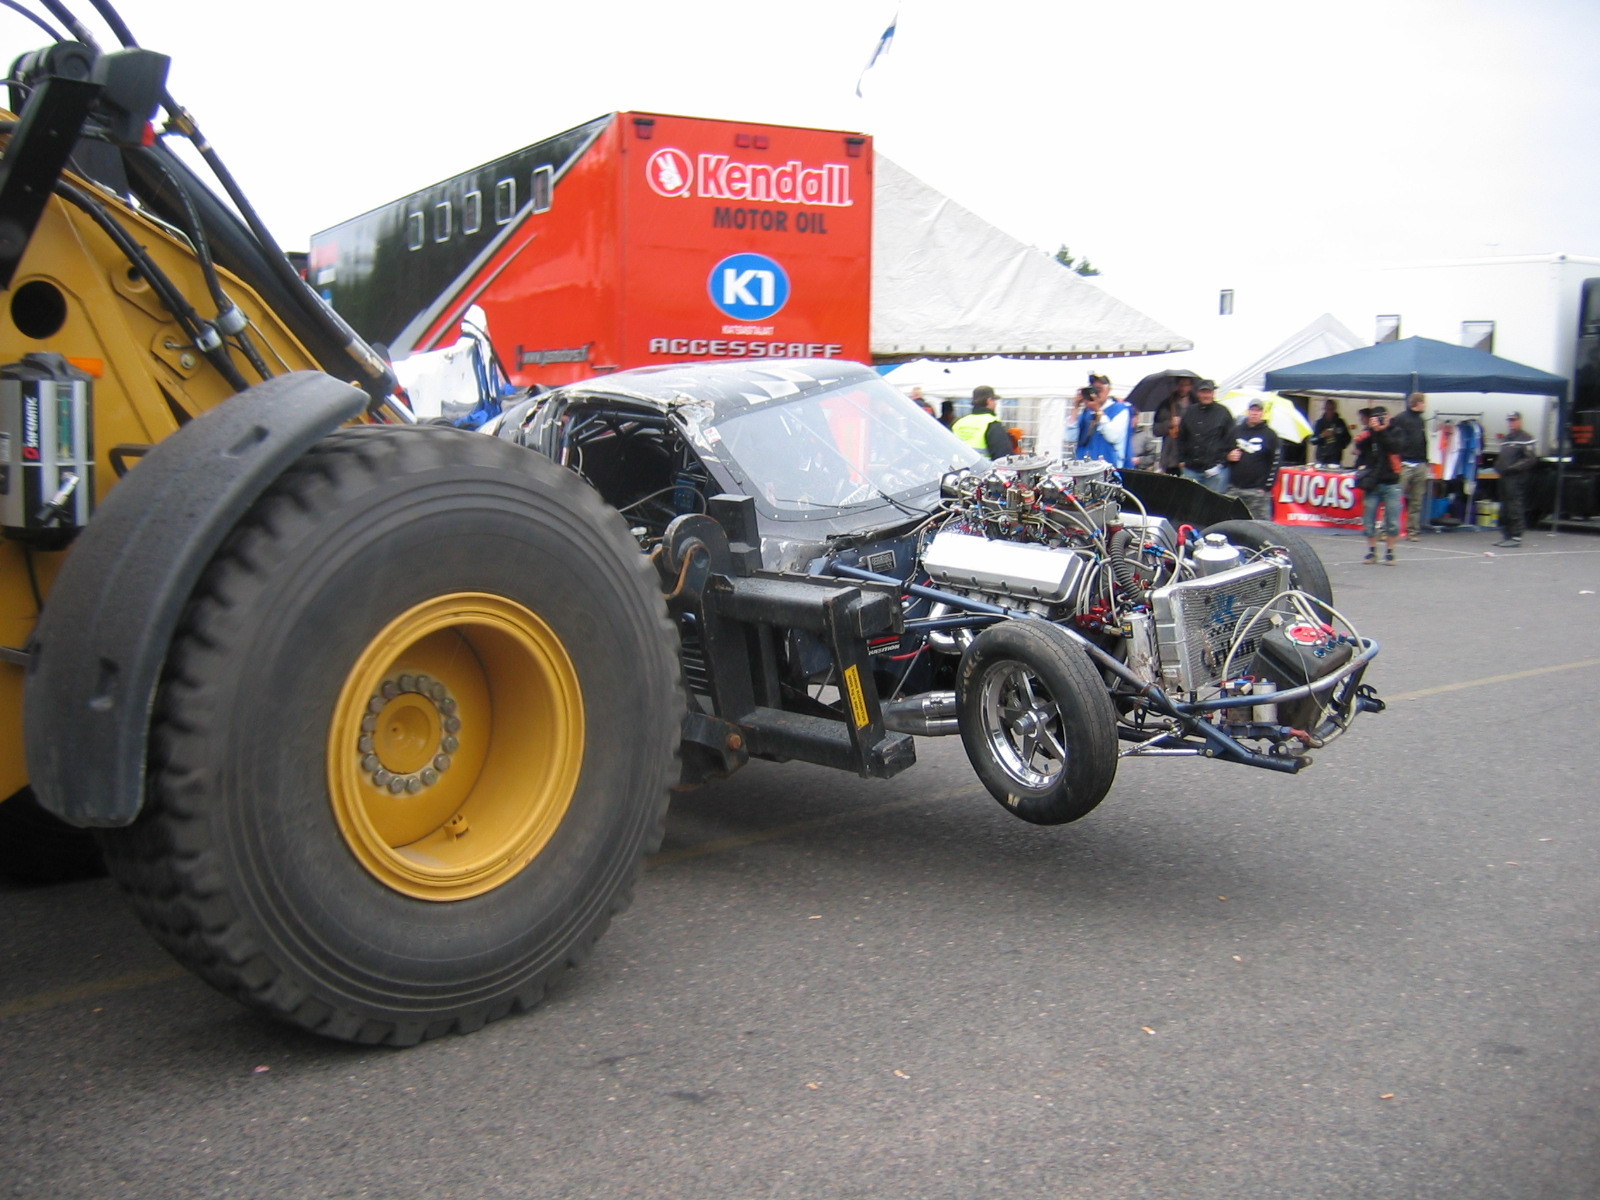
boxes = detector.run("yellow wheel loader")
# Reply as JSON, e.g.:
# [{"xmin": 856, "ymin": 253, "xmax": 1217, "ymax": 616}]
[{"xmin": 0, "ymin": 3, "xmax": 680, "ymax": 1044}]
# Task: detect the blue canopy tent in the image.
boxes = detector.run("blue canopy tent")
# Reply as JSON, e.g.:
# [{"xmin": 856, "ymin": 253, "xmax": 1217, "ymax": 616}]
[
  {"xmin": 1264, "ymin": 336, "xmax": 1571, "ymax": 527},
  {"xmin": 1262, "ymin": 336, "xmax": 1568, "ymax": 398}
]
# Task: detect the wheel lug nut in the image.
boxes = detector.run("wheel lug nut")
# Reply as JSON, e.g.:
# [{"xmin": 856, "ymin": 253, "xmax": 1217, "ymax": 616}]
[
  {"xmin": 434, "ymin": 754, "xmax": 452, "ymax": 771},
  {"xmin": 404, "ymin": 777, "xmax": 422, "ymax": 794},
  {"xmin": 373, "ymin": 769, "xmax": 392, "ymax": 787},
  {"xmin": 357, "ymin": 735, "xmax": 374, "ymax": 753},
  {"xmin": 429, "ymin": 683, "xmax": 446, "ymax": 702},
  {"xmin": 361, "ymin": 714, "xmax": 377, "ymax": 732},
  {"xmin": 398, "ymin": 674, "xmax": 415, "ymax": 692},
  {"xmin": 421, "ymin": 768, "xmax": 439, "ymax": 787},
  {"xmin": 388, "ymin": 777, "xmax": 406, "ymax": 794},
  {"xmin": 362, "ymin": 754, "xmax": 381, "ymax": 773},
  {"xmin": 439, "ymin": 698, "xmax": 457, "ymax": 714},
  {"xmin": 381, "ymin": 680, "xmax": 399, "ymax": 700},
  {"xmin": 443, "ymin": 716, "xmax": 461, "ymax": 734},
  {"xmin": 368, "ymin": 697, "xmax": 386, "ymax": 714},
  {"xmin": 441, "ymin": 736, "xmax": 459, "ymax": 754}
]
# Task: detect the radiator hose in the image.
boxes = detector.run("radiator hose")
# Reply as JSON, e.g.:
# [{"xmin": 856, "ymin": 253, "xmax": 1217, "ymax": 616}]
[{"xmin": 1109, "ymin": 528, "xmax": 1148, "ymax": 603}]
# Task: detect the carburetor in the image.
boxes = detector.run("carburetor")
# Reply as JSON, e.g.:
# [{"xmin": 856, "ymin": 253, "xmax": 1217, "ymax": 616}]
[{"xmin": 943, "ymin": 456, "xmax": 1120, "ymax": 546}]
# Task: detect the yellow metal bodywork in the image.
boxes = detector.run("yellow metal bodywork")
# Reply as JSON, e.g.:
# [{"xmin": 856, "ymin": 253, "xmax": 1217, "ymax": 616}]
[
  {"xmin": 326, "ymin": 593, "xmax": 586, "ymax": 901},
  {"xmin": 1, "ymin": 152, "xmax": 324, "ymax": 802}
]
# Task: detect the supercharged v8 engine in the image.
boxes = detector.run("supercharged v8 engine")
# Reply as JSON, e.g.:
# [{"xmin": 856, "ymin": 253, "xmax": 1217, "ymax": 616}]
[{"xmin": 918, "ymin": 456, "xmax": 1299, "ymax": 695}]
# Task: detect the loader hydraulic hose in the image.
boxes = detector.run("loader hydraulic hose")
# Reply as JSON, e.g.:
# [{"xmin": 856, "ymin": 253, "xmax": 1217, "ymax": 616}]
[{"xmin": 53, "ymin": 178, "xmax": 251, "ymax": 390}]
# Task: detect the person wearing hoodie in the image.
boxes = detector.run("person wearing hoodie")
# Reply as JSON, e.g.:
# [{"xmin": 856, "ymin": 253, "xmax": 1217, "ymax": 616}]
[{"xmin": 1225, "ymin": 399, "xmax": 1281, "ymax": 521}]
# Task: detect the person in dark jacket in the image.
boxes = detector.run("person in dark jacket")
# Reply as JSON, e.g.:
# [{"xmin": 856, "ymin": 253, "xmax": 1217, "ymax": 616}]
[
  {"xmin": 1225, "ymin": 400, "xmax": 1280, "ymax": 520},
  {"xmin": 1389, "ymin": 392, "xmax": 1431, "ymax": 538},
  {"xmin": 1312, "ymin": 398, "xmax": 1352, "ymax": 466},
  {"xmin": 1494, "ymin": 411, "xmax": 1538, "ymax": 546},
  {"xmin": 1354, "ymin": 406, "xmax": 1403, "ymax": 564},
  {"xmin": 1177, "ymin": 381, "xmax": 1234, "ymax": 491}
]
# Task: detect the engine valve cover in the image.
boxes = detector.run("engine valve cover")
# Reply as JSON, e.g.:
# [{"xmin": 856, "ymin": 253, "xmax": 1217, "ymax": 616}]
[{"xmin": 922, "ymin": 529, "xmax": 1094, "ymax": 605}]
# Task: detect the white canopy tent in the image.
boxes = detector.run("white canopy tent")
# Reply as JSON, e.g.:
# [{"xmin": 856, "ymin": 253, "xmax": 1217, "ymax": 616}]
[
  {"xmin": 1219, "ymin": 313, "xmax": 1365, "ymax": 394},
  {"xmin": 871, "ymin": 156, "xmax": 1192, "ymax": 363},
  {"xmin": 881, "ymin": 317, "xmax": 1368, "ymax": 459}
]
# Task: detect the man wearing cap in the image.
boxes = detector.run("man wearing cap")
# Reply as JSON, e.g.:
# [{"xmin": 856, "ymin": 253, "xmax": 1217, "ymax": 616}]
[
  {"xmin": 1494, "ymin": 411, "xmax": 1538, "ymax": 547},
  {"xmin": 1075, "ymin": 381, "xmax": 1133, "ymax": 468},
  {"xmin": 1390, "ymin": 392, "xmax": 1432, "ymax": 538},
  {"xmin": 952, "ymin": 385, "xmax": 1016, "ymax": 459},
  {"xmin": 1176, "ymin": 380, "xmax": 1234, "ymax": 492},
  {"xmin": 1225, "ymin": 400, "xmax": 1281, "ymax": 521}
]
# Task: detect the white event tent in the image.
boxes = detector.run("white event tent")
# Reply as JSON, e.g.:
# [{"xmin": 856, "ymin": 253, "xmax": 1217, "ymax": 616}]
[{"xmin": 871, "ymin": 156, "xmax": 1191, "ymax": 363}]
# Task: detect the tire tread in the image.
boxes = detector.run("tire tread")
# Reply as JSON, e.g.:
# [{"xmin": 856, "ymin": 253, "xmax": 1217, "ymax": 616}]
[{"xmin": 97, "ymin": 424, "xmax": 680, "ymax": 1045}]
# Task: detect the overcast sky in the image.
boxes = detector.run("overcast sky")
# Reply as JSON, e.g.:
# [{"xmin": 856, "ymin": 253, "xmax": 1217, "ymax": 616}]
[{"xmin": 9, "ymin": 0, "xmax": 1599, "ymax": 331}]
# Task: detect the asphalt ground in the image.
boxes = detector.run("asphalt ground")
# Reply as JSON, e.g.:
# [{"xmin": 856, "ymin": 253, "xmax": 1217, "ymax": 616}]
[{"xmin": 3, "ymin": 526, "xmax": 1599, "ymax": 1200}]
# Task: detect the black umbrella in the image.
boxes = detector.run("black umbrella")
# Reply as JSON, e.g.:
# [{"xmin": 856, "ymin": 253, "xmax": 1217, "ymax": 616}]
[{"xmin": 1125, "ymin": 369, "xmax": 1202, "ymax": 414}]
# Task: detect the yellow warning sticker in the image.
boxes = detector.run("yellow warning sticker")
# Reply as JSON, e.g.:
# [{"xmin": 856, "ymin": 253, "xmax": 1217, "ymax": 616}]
[{"xmin": 843, "ymin": 664, "xmax": 871, "ymax": 728}]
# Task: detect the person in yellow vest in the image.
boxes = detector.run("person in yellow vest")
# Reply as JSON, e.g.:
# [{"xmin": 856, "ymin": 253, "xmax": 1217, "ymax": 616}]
[{"xmin": 951, "ymin": 385, "xmax": 1016, "ymax": 459}]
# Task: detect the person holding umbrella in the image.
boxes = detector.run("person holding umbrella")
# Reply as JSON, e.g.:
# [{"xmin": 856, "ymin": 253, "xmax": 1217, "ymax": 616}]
[{"xmin": 1156, "ymin": 375, "xmax": 1196, "ymax": 474}]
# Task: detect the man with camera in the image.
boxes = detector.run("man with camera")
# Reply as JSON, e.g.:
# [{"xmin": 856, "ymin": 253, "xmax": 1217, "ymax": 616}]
[
  {"xmin": 1074, "ymin": 377, "xmax": 1132, "ymax": 468},
  {"xmin": 1354, "ymin": 406, "xmax": 1403, "ymax": 564}
]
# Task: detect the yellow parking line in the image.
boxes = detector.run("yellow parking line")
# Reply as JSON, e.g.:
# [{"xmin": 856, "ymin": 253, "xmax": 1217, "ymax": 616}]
[
  {"xmin": 0, "ymin": 964, "xmax": 185, "ymax": 1020},
  {"xmin": 1386, "ymin": 657, "xmax": 1600, "ymax": 703}
]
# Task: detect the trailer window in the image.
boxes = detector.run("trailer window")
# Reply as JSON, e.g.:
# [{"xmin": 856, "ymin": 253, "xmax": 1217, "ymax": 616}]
[
  {"xmin": 433, "ymin": 202, "xmax": 452, "ymax": 243},
  {"xmin": 495, "ymin": 179, "xmax": 516, "ymax": 224},
  {"xmin": 463, "ymin": 190, "xmax": 482, "ymax": 235},
  {"xmin": 406, "ymin": 211, "xmax": 425, "ymax": 251},
  {"xmin": 531, "ymin": 165, "xmax": 553, "ymax": 214}
]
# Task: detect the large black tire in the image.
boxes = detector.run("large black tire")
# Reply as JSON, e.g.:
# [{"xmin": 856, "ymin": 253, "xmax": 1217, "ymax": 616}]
[
  {"xmin": 95, "ymin": 425, "xmax": 680, "ymax": 1045},
  {"xmin": 956, "ymin": 621, "xmax": 1119, "ymax": 826},
  {"xmin": 1201, "ymin": 519, "xmax": 1334, "ymax": 605},
  {"xmin": 0, "ymin": 787, "xmax": 105, "ymax": 884}
]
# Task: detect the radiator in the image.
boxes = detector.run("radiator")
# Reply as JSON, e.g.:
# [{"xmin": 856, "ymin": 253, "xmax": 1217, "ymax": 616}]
[{"xmin": 1150, "ymin": 559, "xmax": 1290, "ymax": 693}]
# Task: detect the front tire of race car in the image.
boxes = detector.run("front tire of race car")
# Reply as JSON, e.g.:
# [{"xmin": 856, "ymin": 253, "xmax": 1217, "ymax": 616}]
[
  {"xmin": 96, "ymin": 425, "xmax": 680, "ymax": 1046},
  {"xmin": 956, "ymin": 621, "xmax": 1119, "ymax": 825}
]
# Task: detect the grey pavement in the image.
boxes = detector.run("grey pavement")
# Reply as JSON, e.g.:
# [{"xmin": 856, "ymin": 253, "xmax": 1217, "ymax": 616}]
[{"xmin": 3, "ymin": 527, "xmax": 1598, "ymax": 1200}]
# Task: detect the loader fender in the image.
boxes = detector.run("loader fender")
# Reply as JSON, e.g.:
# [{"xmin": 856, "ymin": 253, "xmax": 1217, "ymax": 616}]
[{"xmin": 23, "ymin": 371, "xmax": 369, "ymax": 826}]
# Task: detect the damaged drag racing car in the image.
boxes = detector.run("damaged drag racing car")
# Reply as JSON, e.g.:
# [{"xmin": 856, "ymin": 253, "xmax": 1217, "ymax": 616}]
[{"xmin": 493, "ymin": 359, "xmax": 1383, "ymax": 823}]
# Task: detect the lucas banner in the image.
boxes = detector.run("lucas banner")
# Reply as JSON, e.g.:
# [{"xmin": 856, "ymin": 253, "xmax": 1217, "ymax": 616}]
[{"xmin": 1273, "ymin": 466, "xmax": 1406, "ymax": 530}]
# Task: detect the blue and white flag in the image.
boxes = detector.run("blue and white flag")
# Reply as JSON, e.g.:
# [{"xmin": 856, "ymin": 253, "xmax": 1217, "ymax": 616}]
[{"xmin": 855, "ymin": 11, "xmax": 898, "ymax": 97}]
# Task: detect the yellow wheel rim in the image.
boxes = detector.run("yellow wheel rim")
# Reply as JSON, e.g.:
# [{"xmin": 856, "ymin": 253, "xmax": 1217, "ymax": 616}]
[{"xmin": 327, "ymin": 593, "xmax": 584, "ymax": 901}]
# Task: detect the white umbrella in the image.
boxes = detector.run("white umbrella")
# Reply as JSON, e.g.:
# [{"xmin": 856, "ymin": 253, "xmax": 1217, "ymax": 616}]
[{"xmin": 1221, "ymin": 388, "xmax": 1314, "ymax": 443}]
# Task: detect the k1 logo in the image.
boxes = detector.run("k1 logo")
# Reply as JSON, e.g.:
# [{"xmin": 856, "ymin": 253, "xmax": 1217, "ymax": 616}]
[{"xmin": 708, "ymin": 252, "xmax": 790, "ymax": 320}]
